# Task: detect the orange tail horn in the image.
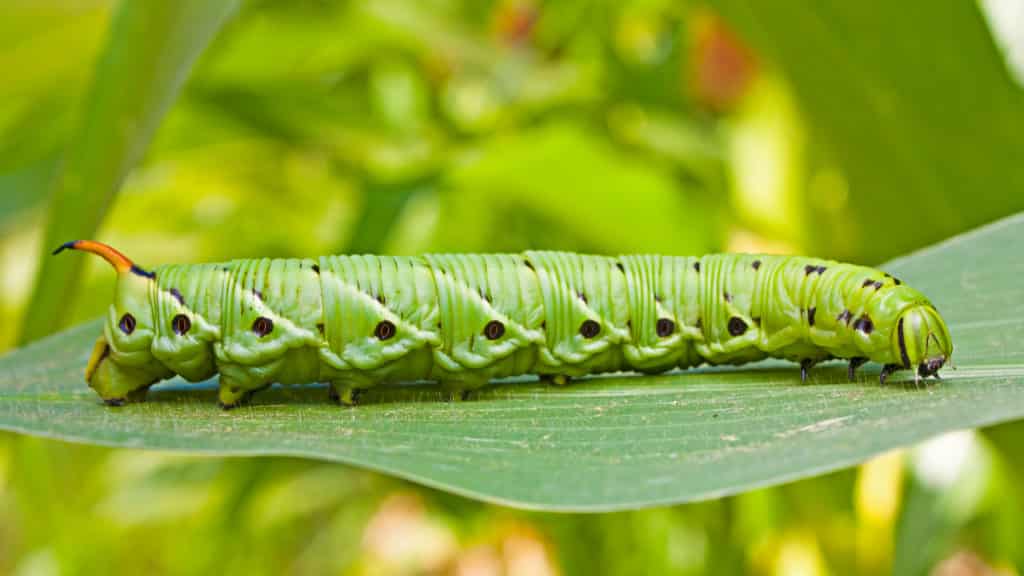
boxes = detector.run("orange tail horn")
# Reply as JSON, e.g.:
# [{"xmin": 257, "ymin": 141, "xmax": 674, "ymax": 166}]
[{"xmin": 53, "ymin": 240, "xmax": 154, "ymax": 278}]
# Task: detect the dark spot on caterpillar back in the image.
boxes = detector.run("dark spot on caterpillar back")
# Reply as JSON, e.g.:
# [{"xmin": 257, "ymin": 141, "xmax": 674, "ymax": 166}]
[
  {"xmin": 752, "ymin": 259, "xmax": 761, "ymax": 270},
  {"xmin": 172, "ymin": 314, "xmax": 191, "ymax": 336},
  {"xmin": 723, "ymin": 291, "xmax": 732, "ymax": 303},
  {"xmin": 872, "ymin": 281, "xmax": 883, "ymax": 290},
  {"xmin": 893, "ymin": 277, "xmax": 902, "ymax": 285},
  {"xmin": 540, "ymin": 321, "xmax": 546, "ymax": 329},
  {"xmin": 728, "ymin": 317, "xmax": 748, "ymax": 336},
  {"xmin": 615, "ymin": 261, "xmax": 625, "ymax": 273},
  {"xmin": 837, "ymin": 310, "xmax": 853, "ymax": 325},
  {"xmin": 252, "ymin": 289, "xmax": 263, "ymax": 301},
  {"xmin": 654, "ymin": 294, "xmax": 662, "ymax": 303},
  {"xmin": 862, "ymin": 279, "xmax": 874, "ymax": 288},
  {"xmin": 853, "ymin": 315, "xmax": 874, "ymax": 334},
  {"xmin": 577, "ymin": 291, "xmax": 588, "ymax": 304},
  {"xmin": 252, "ymin": 317, "xmax": 273, "ymax": 337},
  {"xmin": 484, "ymin": 320, "xmax": 505, "ymax": 340},
  {"xmin": 374, "ymin": 320, "xmax": 396, "ymax": 340},
  {"xmin": 376, "ymin": 294, "xmax": 386, "ymax": 305},
  {"xmin": 752, "ymin": 316, "xmax": 761, "ymax": 326},
  {"xmin": 312, "ymin": 264, "xmax": 320, "ymax": 274},
  {"xmin": 316, "ymin": 323, "xmax": 324, "ymax": 335},
  {"xmin": 807, "ymin": 307, "xmax": 816, "ymax": 326},
  {"xmin": 656, "ymin": 318, "xmax": 675, "ymax": 337},
  {"xmin": 119, "ymin": 313, "xmax": 136, "ymax": 335},
  {"xmin": 693, "ymin": 261, "xmax": 700, "ymax": 273},
  {"xmin": 524, "ymin": 260, "xmax": 534, "ymax": 271},
  {"xmin": 817, "ymin": 266, "xmax": 827, "ymax": 274},
  {"xmin": 169, "ymin": 288, "xmax": 185, "ymax": 306},
  {"xmin": 579, "ymin": 320, "xmax": 601, "ymax": 338},
  {"xmin": 805, "ymin": 265, "xmax": 826, "ymax": 275}
]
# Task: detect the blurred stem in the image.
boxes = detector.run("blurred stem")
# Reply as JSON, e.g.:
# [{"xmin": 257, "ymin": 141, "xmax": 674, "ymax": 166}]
[{"xmin": 18, "ymin": 0, "xmax": 238, "ymax": 344}]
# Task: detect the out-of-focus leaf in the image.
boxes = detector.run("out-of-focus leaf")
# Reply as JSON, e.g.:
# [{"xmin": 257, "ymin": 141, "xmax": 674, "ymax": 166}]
[
  {"xmin": 1, "ymin": 213, "xmax": 1023, "ymax": 510},
  {"xmin": 18, "ymin": 0, "xmax": 239, "ymax": 343},
  {"xmin": 707, "ymin": 0, "xmax": 1024, "ymax": 263}
]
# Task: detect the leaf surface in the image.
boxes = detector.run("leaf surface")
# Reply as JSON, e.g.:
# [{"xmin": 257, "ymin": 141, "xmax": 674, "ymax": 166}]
[{"xmin": 1, "ymin": 214, "xmax": 1022, "ymax": 511}]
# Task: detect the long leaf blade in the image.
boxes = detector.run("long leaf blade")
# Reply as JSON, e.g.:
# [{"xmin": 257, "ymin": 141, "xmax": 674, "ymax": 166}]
[{"xmin": 1, "ymin": 214, "xmax": 1023, "ymax": 511}]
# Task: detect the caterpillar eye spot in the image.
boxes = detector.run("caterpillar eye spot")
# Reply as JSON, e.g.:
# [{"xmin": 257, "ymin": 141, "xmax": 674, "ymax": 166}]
[
  {"xmin": 752, "ymin": 259, "xmax": 761, "ymax": 270},
  {"xmin": 252, "ymin": 317, "xmax": 274, "ymax": 337},
  {"xmin": 893, "ymin": 277, "xmax": 902, "ymax": 285},
  {"xmin": 171, "ymin": 314, "xmax": 191, "ymax": 336},
  {"xmin": 656, "ymin": 318, "xmax": 675, "ymax": 337},
  {"xmin": 483, "ymin": 320, "xmax": 505, "ymax": 340},
  {"xmin": 579, "ymin": 320, "xmax": 601, "ymax": 338},
  {"xmin": 728, "ymin": 317, "xmax": 748, "ymax": 336},
  {"xmin": 118, "ymin": 313, "xmax": 136, "ymax": 335},
  {"xmin": 375, "ymin": 320, "xmax": 396, "ymax": 340}
]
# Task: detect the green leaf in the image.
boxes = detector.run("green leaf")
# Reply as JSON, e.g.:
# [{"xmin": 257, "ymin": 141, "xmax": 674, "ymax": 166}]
[
  {"xmin": 18, "ymin": 0, "xmax": 239, "ymax": 344},
  {"xmin": 2, "ymin": 213, "xmax": 1023, "ymax": 511},
  {"xmin": 707, "ymin": 0, "xmax": 1024, "ymax": 263}
]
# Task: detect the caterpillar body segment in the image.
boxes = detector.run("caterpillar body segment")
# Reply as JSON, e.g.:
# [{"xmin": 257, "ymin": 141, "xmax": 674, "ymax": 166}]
[{"xmin": 55, "ymin": 241, "xmax": 953, "ymax": 408}]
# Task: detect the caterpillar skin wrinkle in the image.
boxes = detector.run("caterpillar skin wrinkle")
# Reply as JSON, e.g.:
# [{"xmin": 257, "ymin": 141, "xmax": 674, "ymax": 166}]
[{"xmin": 55, "ymin": 241, "xmax": 953, "ymax": 409}]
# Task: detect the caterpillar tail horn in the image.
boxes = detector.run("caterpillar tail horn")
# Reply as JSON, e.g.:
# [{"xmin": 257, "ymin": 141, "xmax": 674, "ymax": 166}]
[{"xmin": 52, "ymin": 240, "xmax": 154, "ymax": 278}]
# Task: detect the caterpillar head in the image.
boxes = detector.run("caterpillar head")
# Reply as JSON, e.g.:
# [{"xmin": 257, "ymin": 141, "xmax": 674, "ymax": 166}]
[
  {"xmin": 55, "ymin": 241, "xmax": 172, "ymax": 405},
  {"xmin": 893, "ymin": 304, "xmax": 953, "ymax": 378}
]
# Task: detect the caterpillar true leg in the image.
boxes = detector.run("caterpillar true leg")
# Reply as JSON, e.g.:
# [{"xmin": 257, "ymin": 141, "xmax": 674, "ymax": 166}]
[
  {"xmin": 847, "ymin": 357, "xmax": 868, "ymax": 381},
  {"xmin": 329, "ymin": 381, "xmax": 366, "ymax": 406},
  {"xmin": 799, "ymin": 359, "xmax": 816, "ymax": 383},
  {"xmin": 879, "ymin": 364, "xmax": 901, "ymax": 385}
]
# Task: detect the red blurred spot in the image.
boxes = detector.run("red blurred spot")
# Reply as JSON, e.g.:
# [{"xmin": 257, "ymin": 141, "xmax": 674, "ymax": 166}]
[{"xmin": 690, "ymin": 12, "xmax": 758, "ymax": 112}]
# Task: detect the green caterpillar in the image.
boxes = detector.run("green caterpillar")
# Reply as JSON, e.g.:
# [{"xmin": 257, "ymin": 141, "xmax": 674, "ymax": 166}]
[{"xmin": 55, "ymin": 240, "xmax": 953, "ymax": 408}]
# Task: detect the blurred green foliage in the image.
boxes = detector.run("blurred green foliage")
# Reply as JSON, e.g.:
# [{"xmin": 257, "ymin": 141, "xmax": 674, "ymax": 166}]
[{"xmin": 1, "ymin": 0, "xmax": 1023, "ymax": 574}]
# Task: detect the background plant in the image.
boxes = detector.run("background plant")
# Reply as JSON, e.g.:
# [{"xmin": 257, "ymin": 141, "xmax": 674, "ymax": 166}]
[{"xmin": 1, "ymin": 0, "xmax": 1023, "ymax": 574}]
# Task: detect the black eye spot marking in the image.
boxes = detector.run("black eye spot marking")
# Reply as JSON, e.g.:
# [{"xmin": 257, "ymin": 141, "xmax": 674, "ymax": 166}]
[
  {"xmin": 752, "ymin": 259, "xmax": 761, "ymax": 270},
  {"xmin": 728, "ymin": 317, "xmax": 748, "ymax": 336},
  {"xmin": 893, "ymin": 277, "xmax": 902, "ymax": 286},
  {"xmin": 172, "ymin": 314, "xmax": 191, "ymax": 336},
  {"xmin": 816, "ymin": 266, "xmax": 827, "ymax": 274},
  {"xmin": 312, "ymin": 264, "xmax": 320, "ymax": 274},
  {"xmin": 577, "ymin": 291, "xmax": 588, "ymax": 304},
  {"xmin": 656, "ymin": 318, "xmax": 675, "ymax": 337},
  {"xmin": 872, "ymin": 281, "xmax": 883, "ymax": 290},
  {"xmin": 579, "ymin": 320, "xmax": 601, "ymax": 338},
  {"xmin": 484, "ymin": 320, "xmax": 505, "ymax": 340},
  {"xmin": 805, "ymin": 265, "xmax": 816, "ymax": 275},
  {"xmin": 374, "ymin": 320, "xmax": 396, "ymax": 340},
  {"xmin": 723, "ymin": 291, "xmax": 732, "ymax": 303},
  {"xmin": 693, "ymin": 261, "xmax": 700, "ymax": 273},
  {"xmin": 837, "ymin": 310, "xmax": 853, "ymax": 325},
  {"xmin": 252, "ymin": 317, "xmax": 274, "ymax": 337},
  {"xmin": 169, "ymin": 288, "xmax": 185, "ymax": 306},
  {"xmin": 862, "ymin": 279, "xmax": 874, "ymax": 288},
  {"xmin": 118, "ymin": 313, "xmax": 136, "ymax": 335},
  {"xmin": 807, "ymin": 307, "xmax": 816, "ymax": 326},
  {"xmin": 853, "ymin": 315, "xmax": 874, "ymax": 334}
]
